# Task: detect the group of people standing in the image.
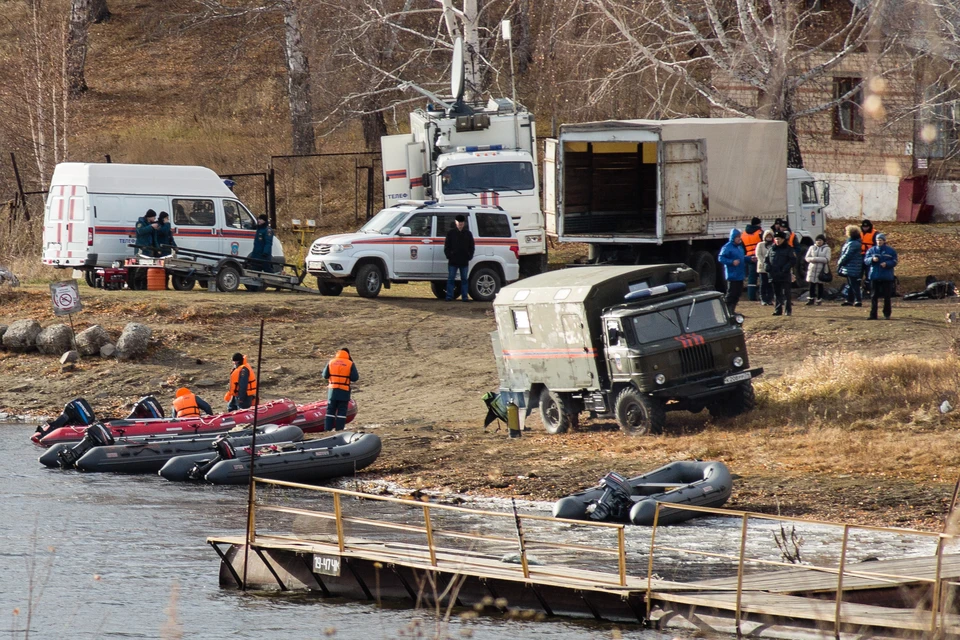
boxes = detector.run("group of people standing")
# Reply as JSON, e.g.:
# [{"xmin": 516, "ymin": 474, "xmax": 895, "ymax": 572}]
[{"xmin": 719, "ymin": 218, "xmax": 898, "ymax": 320}]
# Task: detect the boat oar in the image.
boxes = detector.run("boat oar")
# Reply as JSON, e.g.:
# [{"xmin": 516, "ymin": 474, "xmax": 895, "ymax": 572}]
[
  {"xmin": 511, "ymin": 497, "xmax": 530, "ymax": 578},
  {"xmin": 242, "ymin": 317, "xmax": 266, "ymax": 591}
]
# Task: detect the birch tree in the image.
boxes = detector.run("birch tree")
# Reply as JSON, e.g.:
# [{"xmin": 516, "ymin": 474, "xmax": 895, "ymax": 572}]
[
  {"xmin": 581, "ymin": 0, "xmax": 906, "ymax": 167},
  {"xmin": 64, "ymin": 0, "xmax": 92, "ymax": 97}
]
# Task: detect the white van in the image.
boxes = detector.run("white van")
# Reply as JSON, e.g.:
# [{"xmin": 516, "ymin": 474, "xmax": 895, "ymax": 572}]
[{"xmin": 41, "ymin": 163, "xmax": 283, "ymax": 279}]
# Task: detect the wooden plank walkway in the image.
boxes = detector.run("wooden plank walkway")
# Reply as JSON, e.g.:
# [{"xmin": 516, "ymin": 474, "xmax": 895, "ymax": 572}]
[
  {"xmin": 649, "ymin": 589, "xmax": 960, "ymax": 634},
  {"xmin": 679, "ymin": 554, "xmax": 960, "ymax": 595}
]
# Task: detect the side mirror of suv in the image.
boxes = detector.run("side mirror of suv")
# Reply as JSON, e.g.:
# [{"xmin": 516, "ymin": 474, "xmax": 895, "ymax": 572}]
[
  {"xmin": 398, "ymin": 226, "xmax": 412, "ymax": 236},
  {"xmin": 607, "ymin": 327, "xmax": 620, "ymax": 345}
]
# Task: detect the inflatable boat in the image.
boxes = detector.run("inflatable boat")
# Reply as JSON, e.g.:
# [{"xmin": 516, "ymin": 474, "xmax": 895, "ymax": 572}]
[
  {"xmin": 289, "ymin": 399, "xmax": 358, "ymax": 433},
  {"xmin": 39, "ymin": 423, "xmax": 304, "ymax": 473},
  {"xmin": 552, "ymin": 461, "xmax": 733, "ymax": 526},
  {"xmin": 33, "ymin": 399, "xmax": 299, "ymax": 446},
  {"xmin": 159, "ymin": 431, "xmax": 381, "ymax": 485}
]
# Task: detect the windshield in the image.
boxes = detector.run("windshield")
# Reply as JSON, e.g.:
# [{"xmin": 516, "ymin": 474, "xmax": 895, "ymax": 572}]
[
  {"xmin": 440, "ymin": 161, "xmax": 535, "ymax": 194},
  {"xmin": 359, "ymin": 209, "xmax": 409, "ymax": 235},
  {"xmin": 629, "ymin": 298, "xmax": 727, "ymax": 343}
]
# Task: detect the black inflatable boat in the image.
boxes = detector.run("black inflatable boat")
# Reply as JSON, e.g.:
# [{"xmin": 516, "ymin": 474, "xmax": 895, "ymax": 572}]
[{"xmin": 552, "ymin": 460, "xmax": 733, "ymax": 526}]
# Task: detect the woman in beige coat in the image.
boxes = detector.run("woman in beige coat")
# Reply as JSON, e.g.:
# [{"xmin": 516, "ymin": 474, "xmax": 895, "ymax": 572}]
[
  {"xmin": 805, "ymin": 234, "xmax": 832, "ymax": 305},
  {"xmin": 754, "ymin": 229, "xmax": 775, "ymax": 305}
]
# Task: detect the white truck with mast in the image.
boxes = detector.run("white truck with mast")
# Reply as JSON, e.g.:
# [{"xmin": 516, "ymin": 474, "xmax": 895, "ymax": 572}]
[{"xmin": 380, "ymin": 37, "xmax": 547, "ymax": 276}]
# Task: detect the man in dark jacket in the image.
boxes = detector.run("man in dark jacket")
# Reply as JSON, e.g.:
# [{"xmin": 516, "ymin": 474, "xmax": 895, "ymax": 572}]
[
  {"xmin": 250, "ymin": 214, "xmax": 275, "ymax": 272},
  {"xmin": 740, "ymin": 217, "xmax": 763, "ymax": 301},
  {"xmin": 132, "ymin": 209, "xmax": 159, "ymax": 290},
  {"xmin": 864, "ymin": 233, "xmax": 898, "ymax": 320},
  {"xmin": 444, "ymin": 214, "xmax": 475, "ymax": 301},
  {"xmin": 322, "ymin": 348, "xmax": 359, "ymax": 431},
  {"xmin": 156, "ymin": 211, "xmax": 176, "ymax": 255},
  {"xmin": 764, "ymin": 232, "xmax": 797, "ymax": 317}
]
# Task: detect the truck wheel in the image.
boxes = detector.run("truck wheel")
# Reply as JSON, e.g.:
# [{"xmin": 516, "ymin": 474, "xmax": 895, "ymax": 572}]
[
  {"xmin": 691, "ymin": 251, "xmax": 717, "ymax": 291},
  {"xmin": 469, "ymin": 267, "xmax": 501, "ymax": 302},
  {"xmin": 83, "ymin": 270, "xmax": 97, "ymax": 288},
  {"xmin": 708, "ymin": 381, "xmax": 756, "ymax": 419},
  {"xmin": 216, "ymin": 265, "xmax": 241, "ymax": 293},
  {"xmin": 614, "ymin": 387, "xmax": 665, "ymax": 436},
  {"xmin": 355, "ymin": 263, "xmax": 383, "ymax": 298},
  {"xmin": 171, "ymin": 275, "xmax": 195, "ymax": 291},
  {"xmin": 430, "ymin": 281, "xmax": 447, "ymax": 299},
  {"xmin": 317, "ymin": 279, "xmax": 343, "ymax": 296},
  {"xmin": 539, "ymin": 388, "xmax": 578, "ymax": 435}
]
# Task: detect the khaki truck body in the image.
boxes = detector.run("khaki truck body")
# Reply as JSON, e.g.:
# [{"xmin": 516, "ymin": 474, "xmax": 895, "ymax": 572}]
[{"xmin": 491, "ymin": 265, "xmax": 762, "ymax": 435}]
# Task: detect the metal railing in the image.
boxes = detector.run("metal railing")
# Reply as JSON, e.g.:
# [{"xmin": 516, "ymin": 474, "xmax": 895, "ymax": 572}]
[
  {"xmin": 643, "ymin": 502, "xmax": 960, "ymax": 637},
  {"xmin": 247, "ymin": 478, "xmax": 631, "ymax": 587}
]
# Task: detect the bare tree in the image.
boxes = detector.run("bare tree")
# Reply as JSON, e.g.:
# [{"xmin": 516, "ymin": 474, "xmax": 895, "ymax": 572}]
[
  {"xmin": 65, "ymin": 0, "xmax": 92, "ymax": 97},
  {"xmin": 281, "ymin": 0, "xmax": 316, "ymax": 154},
  {"xmin": 582, "ymin": 0, "xmax": 908, "ymax": 167}
]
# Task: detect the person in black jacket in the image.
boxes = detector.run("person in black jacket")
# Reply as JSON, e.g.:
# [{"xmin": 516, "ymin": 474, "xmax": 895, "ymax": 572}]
[
  {"xmin": 156, "ymin": 211, "xmax": 176, "ymax": 255},
  {"xmin": 764, "ymin": 231, "xmax": 797, "ymax": 317},
  {"xmin": 444, "ymin": 214, "xmax": 475, "ymax": 301}
]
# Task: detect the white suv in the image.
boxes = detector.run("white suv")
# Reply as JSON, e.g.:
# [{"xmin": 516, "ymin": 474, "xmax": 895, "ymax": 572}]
[{"xmin": 306, "ymin": 203, "xmax": 520, "ymax": 301}]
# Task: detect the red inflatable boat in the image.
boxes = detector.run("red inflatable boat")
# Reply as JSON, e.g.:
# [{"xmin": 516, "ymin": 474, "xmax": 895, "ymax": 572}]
[
  {"xmin": 34, "ymin": 399, "xmax": 299, "ymax": 446},
  {"xmin": 288, "ymin": 399, "xmax": 358, "ymax": 433}
]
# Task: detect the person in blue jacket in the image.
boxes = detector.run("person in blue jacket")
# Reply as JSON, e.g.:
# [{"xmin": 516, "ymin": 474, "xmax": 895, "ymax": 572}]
[
  {"xmin": 250, "ymin": 214, "xmax": 275, "ymax": 272},
  {"xmin": 717, "ymin": 228, "xmax": 746, "ymax": 314},
  {"xmin": 836, "ymin": 224, "xmax": 863, "ymax": 307},
  {"xmin": 864, "ymin": 233, "xmax": 897, "ymax": 320},
  {"xmin": 155, "ymin": 211, "xmax": 176, "ymax": 255}
]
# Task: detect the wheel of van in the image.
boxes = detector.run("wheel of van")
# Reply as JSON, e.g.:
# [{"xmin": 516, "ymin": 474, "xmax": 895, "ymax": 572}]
[
  {"xmin": 430, "ymin": 281, "xmax": 447, "ymax": 300},
  {"xmin": 708, "ymin": 381, "xmax": 756, "ymax": 419},
  {"xmin": 216, "ymin": 265, "xmax": 241, "ymax": 293},
  {"xmin": 614, "ymin": 387, "xmax": 665, "ymax": 436},
  {"xmin": 539, "ymin": 388, "xmax": 578, "ymax": 435},
  {"xmin": 469, "ymin": 267, "xmax": 501, "ymax": 302},
  {"xmin": 691, "ymin": 251, "xmax": 717, "ymax": 291},
  {"xmin": 171, "ymin": 275, "xmax": 195, "ymax": 291},
  {"xmin": 83, "ymin": 270, "xmax": 97, "ymax": 289},
  {"xmin": 317, "ymin": 279, "xmax": 343, "ymax": 296},
  {"xmin": 355, "ymin": 263, "xmax": 383, "ymax": 298}
]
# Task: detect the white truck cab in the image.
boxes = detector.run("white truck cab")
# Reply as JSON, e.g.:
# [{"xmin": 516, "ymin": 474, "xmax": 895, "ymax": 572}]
[{"xmin": 305, "ymin": 202, "xmax": 519, "ymax": 301}]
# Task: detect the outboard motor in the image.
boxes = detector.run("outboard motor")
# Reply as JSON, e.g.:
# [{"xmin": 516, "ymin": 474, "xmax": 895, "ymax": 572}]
[
  {"xmin": 126, "ymin": 396, "xmax": 164, "ymax": 420},
  {"xmin": 587, "ymin": 472, "xmax": 634, "ymax": 522},
  {"xmin": 35, "ymin": 398, "xmax": 96, "ymax": 440},
  {"xmin": 187, "ymin": 436, "xmax": 236, "ymax": 481},
  {"xmin": 57, "ymin": 422, "xmax": 115, "ymax": 469}
]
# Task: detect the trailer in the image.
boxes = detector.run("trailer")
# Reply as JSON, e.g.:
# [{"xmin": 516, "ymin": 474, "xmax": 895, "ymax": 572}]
[{"xmin": 131, "ymin": 245, "xmax": 318, "ymax": 294}]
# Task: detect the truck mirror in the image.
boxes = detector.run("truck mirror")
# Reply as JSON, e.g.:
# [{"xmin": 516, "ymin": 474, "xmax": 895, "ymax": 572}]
[
  {"xmin": 607, "ymin": 327, "xmax": 620, "ymax": 344},
  {"xmin": 398, "ymin": 226, "xmax": 412, "ymax": 236},
  {"xmin": 822, "ymin": 182, "xmax": 830, "ymax": 207}
]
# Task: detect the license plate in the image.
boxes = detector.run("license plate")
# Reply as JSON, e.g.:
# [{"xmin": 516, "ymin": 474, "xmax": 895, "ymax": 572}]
[
  {"xmin": 312, "ymin": 554, "xmax": 341, "ymax": 576},
  {"xmin": 723, "ymin": 371, "xmax": 752, "ymax": 385}
]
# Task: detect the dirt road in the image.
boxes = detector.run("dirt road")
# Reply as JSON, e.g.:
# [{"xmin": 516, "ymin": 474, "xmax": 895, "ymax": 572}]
[{"xmin": 2, "ymin": 281, "xmax": 958, "ymax": 530}]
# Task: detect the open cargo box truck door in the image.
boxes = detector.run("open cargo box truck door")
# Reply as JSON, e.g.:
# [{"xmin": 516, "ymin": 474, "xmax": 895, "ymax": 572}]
[
  {"xmin": 661, "ymin": 139, "xmax": 708, "ymax": 237},
  {"xmin": 543, "ymin": 138, "xmax": 558, "ymax": 236},
  {"xmin": 381, "ymin": 134, "xmax": 426, "ymax": 205}
]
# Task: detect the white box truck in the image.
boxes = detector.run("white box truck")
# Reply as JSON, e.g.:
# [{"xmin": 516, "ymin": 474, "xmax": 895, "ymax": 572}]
[
  {"xmin": 380, "ymin": 98, "xmax": 546, "ymax": 275},
  {"xmin": 41, "ymin": 163, "xmax": 284, "ymax": 286},
  {"xmin": 543, "ymin": 118, "xmax": 828, "ymax": 286}
]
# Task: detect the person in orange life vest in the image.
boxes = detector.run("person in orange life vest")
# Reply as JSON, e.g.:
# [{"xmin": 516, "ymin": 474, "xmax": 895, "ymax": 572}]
[
  {"xmin": 860, "ymin": 219, "xmax": 878, "ymax": 296},
  {"xmin": 322, "ymin": 348, "xmax": 359, "ymax": 431},
  {"xmin": 171, "ymin": 387, "xmax": 214, "ymax": 418},
  {"xmin": 741, "ymin": 217, "xmax": 763, "ymax": 301},
  {"xmin": 224, "ymin": 352, "xmax": 258, "ymax": 411}
]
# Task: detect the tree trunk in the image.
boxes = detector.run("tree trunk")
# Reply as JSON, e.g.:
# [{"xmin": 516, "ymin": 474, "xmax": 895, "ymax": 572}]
[
  {"xmin": 89, "ymin": 0, "xmax": 110, "ymax": 23},
  {"xmin": 361, "ymin": 102, "xmax": 386, "ymax": 151},
  {"xmin": 280, "ymin": 0, "xmax": 316, "ymax": 155},
  {"xmin": 514, "ymin": 0, "xmax": 533, "ymax": 74},
  {"xmin": 64, "ymin": 0, "xmax": 91, "ymax": 98}
]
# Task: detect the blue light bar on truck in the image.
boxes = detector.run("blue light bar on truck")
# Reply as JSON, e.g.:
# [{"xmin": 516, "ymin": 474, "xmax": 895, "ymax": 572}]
[
  {"xmin": 624, "ymin": 282, "xmax": 686, "ymax": 301},
  {"xmin": 458, "ymin": 144, "xmax": 504, "ymax": 152}
]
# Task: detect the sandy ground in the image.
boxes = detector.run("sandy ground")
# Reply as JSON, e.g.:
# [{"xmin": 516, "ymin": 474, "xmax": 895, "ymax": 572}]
[{"xmin": 2, "ymin": 280, "xmax": 959, "ymax": 531}]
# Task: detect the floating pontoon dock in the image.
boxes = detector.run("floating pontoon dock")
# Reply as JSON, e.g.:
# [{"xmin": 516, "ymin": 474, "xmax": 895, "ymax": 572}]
[{"xmin": 208, "ymin": 479, "xmax": 960, "ymax": 639}]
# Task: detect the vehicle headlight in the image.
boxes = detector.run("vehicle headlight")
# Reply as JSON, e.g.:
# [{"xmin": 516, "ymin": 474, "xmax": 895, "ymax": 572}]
[
  {"xmin": 655, "ymin": 373, "xmax": 666, "ymax": 385},
  {"xmin": 734, "ymin": 313, "xmax": 745, "ymax": 325},
  {"xmin": 733, "ymin": 356, "xmax": 744, "ymax": 368},
  {"xmin": 332, "ymin": 243, "xmax": 353, "ymax": 252}
]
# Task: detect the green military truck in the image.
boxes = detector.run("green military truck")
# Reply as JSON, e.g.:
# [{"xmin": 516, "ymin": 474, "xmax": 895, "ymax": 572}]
[{"xmin": 490, "ymin": 265, "xmax": 762, "ymax": 435}]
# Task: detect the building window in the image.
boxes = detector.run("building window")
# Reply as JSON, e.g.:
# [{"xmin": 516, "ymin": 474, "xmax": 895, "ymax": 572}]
[
  {"xmin": 833, "ymin": 77, "xmax": 864, "ymax": 141},
  {"xmin": 919, "ymin": 85, "xmax": 960, "ymax": 159}
]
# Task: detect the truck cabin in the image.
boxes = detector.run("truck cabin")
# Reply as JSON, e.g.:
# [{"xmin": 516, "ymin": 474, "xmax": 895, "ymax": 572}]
[{"xmin": 603, "ymin": 290, "xmax": 740, "ymax": 351}]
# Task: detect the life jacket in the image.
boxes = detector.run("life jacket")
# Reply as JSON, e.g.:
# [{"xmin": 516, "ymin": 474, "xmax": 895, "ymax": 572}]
[
  {"xmin": 741, "ymin": 229, "xmax": 763, "ymax": 257},
  {"xmin": 787, "ymin": 231, "xmax": 796, "ymax": 248},
  {"xmin": 326, "ymin": 350, "xmax": 353, "ymax": 392},
  {"xmin": 225, "ymin": 358, "xmax": 258, "ymax": 403},
  {"xmin": 861, "ymin": 229, "xmax": 876, "ymax": 254},
  {"xmin": 173, "ymin": 391, "xmax": 201, "ymax": 417}
]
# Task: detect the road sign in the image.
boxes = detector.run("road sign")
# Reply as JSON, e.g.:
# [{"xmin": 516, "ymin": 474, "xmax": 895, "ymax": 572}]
[{"xmin": 50, "ymin": 280, "xmax": 83, "ymax": 316}]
